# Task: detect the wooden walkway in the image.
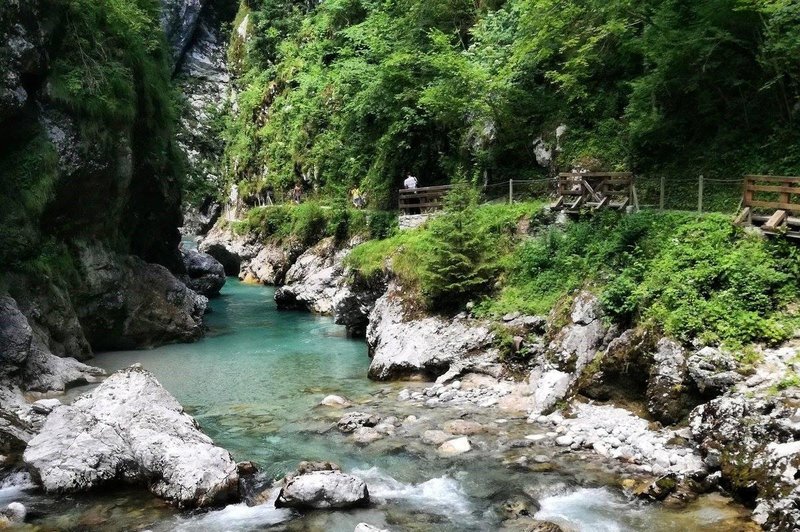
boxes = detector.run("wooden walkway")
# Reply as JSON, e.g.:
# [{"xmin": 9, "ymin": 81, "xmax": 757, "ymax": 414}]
[
  {"xmin": 551, "ymin": 172, "xmax": 637, "ymax": 213},
  {"xmin": 735, "ymin": 175, "xmax": 800, "ymax": 238}
]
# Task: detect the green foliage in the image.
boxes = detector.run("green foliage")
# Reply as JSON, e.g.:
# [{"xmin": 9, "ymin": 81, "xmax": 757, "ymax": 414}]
[
  {"xmin": 366, "ymin": 211, "xmax": 398, "ymax": 240},
  {"xmin": 235, "ymin": 204, "xmax": 294, "ymax": 238},
  {"xmin": 291, "ymin": 202, "xmax": 329, "ymax": 245},
  {"xmin": 218, "ymin": 0, "xmax": 800, "ymax": 206},
  {"xmin": 422, "ymin": 185, "xmax": 496, "ymax": 310},
  {"xmin": 0, "ymin": 130, "xmax": 59, "ymax": 265},
  {"xmin": 482, "ymin": 211, "xmax": 800, "ymax": 346},
  {"xmin": 347, "ymin": 198, "xmax": 541, "ymax": 310},
  {"xmin": 235, "ymin": 203, "xmax": 396, "ymax": 245},
  {"xmin": 1, "ymin": 0, "xmax": 183, "ymax": 277},
  {"xmin": 19, "ymin": 239, "xmax": 79, "ymax": 285},
  {"xmin": 775, "ymin": 372, "xmax": 800, "ymax": 391},
  {"xmin": 49, "ymin": 0, "xmax": 175, "ymax": 142}
]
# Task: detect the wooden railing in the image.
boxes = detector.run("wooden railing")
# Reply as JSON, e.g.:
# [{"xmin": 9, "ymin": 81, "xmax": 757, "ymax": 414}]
[
  {"xmin": 398, "ymin": 185, "xmax": 453, "ymax": 214},
  {"xmin": 736, "ymin": 175, "xmax": 800, "ymax": 233},
  {"xmin": 553, "ymin": 172, "xmax": 635, "ymax": 211}
]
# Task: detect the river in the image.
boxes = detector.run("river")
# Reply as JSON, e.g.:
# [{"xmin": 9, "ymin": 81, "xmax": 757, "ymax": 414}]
[{"xmin": 5, "ymin": 280, "xmax": 755, "ymax": 531}]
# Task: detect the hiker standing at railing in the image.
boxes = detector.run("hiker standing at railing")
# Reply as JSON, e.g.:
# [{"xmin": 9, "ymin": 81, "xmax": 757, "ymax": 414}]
[{"xmin": 403, "ymin": 173, "xmax": 419, "ymax": 213}]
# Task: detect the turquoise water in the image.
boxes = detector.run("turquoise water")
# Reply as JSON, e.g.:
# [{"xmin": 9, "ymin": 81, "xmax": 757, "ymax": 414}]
[
  {"xmin": 90, "ymin": 281, "xmax": 378, "ymax": 477},
  {"xmin": 16, "ymin": 279, "xmax": 755, "ymax": 531}
]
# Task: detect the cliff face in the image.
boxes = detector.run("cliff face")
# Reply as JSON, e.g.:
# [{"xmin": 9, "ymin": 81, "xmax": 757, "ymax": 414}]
[
  {"xmin": 0, "ymin": 0, "xmax": 213, "ymax": 393},
  {"xmin": 0, "ymin": 0, "xmax": 187, "ymax": 271}
]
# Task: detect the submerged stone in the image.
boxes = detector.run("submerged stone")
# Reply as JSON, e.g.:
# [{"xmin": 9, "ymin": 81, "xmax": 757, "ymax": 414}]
[{"xmin": 438, "ymin": 436, "xmax": 471, "ymax": 456}]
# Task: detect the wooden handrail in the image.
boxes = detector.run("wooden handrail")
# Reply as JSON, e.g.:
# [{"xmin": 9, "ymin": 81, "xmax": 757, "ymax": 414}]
[
  {"xmin": 742, "ymin": 175, "xmax": 800, "ymax": 214},
  {"xmin": 398, "ymin": 184, "xmax": 453, "ymax": 213}
]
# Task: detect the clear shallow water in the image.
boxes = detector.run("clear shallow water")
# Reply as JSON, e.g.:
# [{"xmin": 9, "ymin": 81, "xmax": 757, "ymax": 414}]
[{"xmin": 19, "ymin": 280, "xmax": 756, "ymax": 531}]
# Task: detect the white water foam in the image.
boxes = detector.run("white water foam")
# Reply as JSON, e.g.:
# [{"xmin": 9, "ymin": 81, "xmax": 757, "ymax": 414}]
[
  {"xmin": 534, "ymin": 487, "xmax": 646, "ymax": 532},
  {"xmin": 352, "ymin": 467, "xmax": 474, "ymax": 518},
  {"xmin": 169, "ymin": 489, "xmax": 293, "ymax": 532},
  {"xmin": 0, "ymin": 471, "xmax": 35, "ymax": 506}
]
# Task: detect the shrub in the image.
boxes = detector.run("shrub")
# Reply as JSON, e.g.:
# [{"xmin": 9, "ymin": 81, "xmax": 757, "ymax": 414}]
[
  {"xmin": 348, "ymin": 195, "xmax": 540, "ymax": 310},
  {"xmin": 366, "ymin": 211, "xmax": 398, "ymax": 240},
  {"xmin": 421, "ymin": 185, "xmax": 496, "ymax": 310}
]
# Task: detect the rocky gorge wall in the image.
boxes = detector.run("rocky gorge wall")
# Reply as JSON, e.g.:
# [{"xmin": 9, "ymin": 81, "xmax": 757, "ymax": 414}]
[
  {"xmin": 175, "ymin": 0, "xmax": 236, "ymax": 234},
  {"xmin": 0, "ymin": 0, "xmax": 227, "ymax": 422}
]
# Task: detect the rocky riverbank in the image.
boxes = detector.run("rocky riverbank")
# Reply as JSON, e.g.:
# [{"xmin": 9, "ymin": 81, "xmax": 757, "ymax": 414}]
[
  {"xmin": 0, "ymin": 1, "xmax": 233, "ymax": 520},
  {"xmin": 197, "ymin": 216, "xmax": 800, "ymax": 530},
  {"xmin": 24, "ymin": 365, "xmax": 240, "ymax": 508}
]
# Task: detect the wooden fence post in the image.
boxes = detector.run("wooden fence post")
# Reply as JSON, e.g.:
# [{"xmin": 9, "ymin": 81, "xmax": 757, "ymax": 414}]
[
  {"xmin": 698, "ymin": 174, "xmax": 704, "ymax": 214},
  {"xmin": 659, "ymin": 175, "xmax": 665, "ymax": 211},
  {"xmin": 509, "ymin": 179, "xmax": 513, "ymax": 205}
]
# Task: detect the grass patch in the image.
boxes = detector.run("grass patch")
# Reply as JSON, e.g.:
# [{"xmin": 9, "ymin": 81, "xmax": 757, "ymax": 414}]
[
  {"xmin": 480, "ymin": 211, "xmax": 800, "ymax": 347},
  {"xmin": 233, "ymin": 201, "xmax": 398, "ymax": 245}
]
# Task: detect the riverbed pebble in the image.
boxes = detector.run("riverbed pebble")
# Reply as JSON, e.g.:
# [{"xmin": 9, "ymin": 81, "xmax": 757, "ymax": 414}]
[
  {"xmin": 337, "ymin": 412, "xmax": 381, "ymax": 433},
  {"xmin": 352, "ymin": 427, "xmax": 383, "ymax": 445},
  {"xmin": 397, "ymin": 377, "xmax": 518, "ymax": 411},
  {"xmin": 422, "ymin": 430, "xmax": 451, "ymax": 445},
  {"xmin": 537, "ymin": 403, "xmax": 706, "ymax": 476},
  {"xmin": 438, "ymin": 437, "xmax": 471, "ymax": 456},
  {"xmin": 443, "ymin": 419, "xmax": 484, "ymax": 435},
  {"xmin": 320, "ymin": 395, "xmax": 352, "ymax": 408},
  {"xmin": 555, "ymin": 436, "xmax": 573, "ymax": 447}
]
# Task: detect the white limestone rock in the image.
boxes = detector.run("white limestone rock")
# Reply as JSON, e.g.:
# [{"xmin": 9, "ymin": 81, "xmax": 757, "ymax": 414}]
[
  {"xmin": 275, "ymin": 470, "xmax": 369, "ymax": 510},
  {"xmin": 438, "ymin": 437, "xmax": 472, "ymax": 456},
  {"xmin": 366, "ymin": 283, "xmax": 500, "ymax": 380},
  {"xmin": 528, "ymin": 369, "xmax": 571, "ymax": 416},
  {"xmin": 23, "ymin": 366, "xmax": 238, "ymax": 508}
]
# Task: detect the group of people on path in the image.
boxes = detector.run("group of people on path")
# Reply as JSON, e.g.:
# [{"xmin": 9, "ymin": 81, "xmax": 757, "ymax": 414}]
[{"xmin": 229, "ymin": 172, "xmax": 420, "ymax": 212}]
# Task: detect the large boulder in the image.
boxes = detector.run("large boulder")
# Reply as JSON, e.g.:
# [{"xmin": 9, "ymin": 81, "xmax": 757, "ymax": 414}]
[
  {"xmin": 75, "ymin": 244, "xmax": 206, "ymax": 350},
  {"xmin": 691, "ymin": 393, "xmax": 800, "ymax": 530},
  {"xmin": 23, "ymin": 366, "xmax": 239, "ymax": 508},
  {"xmin": 8, "ymin": 276, "xmax": 92, "ymax": 361},
  {"xmin": 0, "ymin": 294, "xmax": 104, "ymax": 393},
  {"xmin": 0, "ymin": 386, "xmax": 38, "ymax": 453},
  {"xmin": 547, "ymin": 291, "xmax": 609, "ymax": 373},
  {"xmin": 526, "ymin": 292, "xmax": 614, "ymax": 415},
  {"xmin": 199, "ymin": 224, "xmax": 261, "ymax": 276},
  {"xmin": 181, "ymin": 248, "xmax": 226, "ymax": 297},
  {"xmin": 239, "ymin": 241, "xmax": 303, "ymax": 285},
  {"xmin": 366, "ymin": 284, "xmax": 500, "ymax": 380},
  {"xmin": 21, "ymin": 346, "xmax": 105, "ymax": 393},
  {"xmin": 275, "ymin": 237, "xmax": 352, "ymax": 314},
  {"xmin": 275, "ymin": 470, "xmax": 369, "ymax": 510},
  {"xmin": 687, "ymin": 346, "xmax": 741, "ymax": 397},
  {"xmin": 527, "ymin": 369, "xmax": 571, "ymax": 416},
  {"xmin": 333, "ymin": 271, "xmax": 387, "ymax": 337}
]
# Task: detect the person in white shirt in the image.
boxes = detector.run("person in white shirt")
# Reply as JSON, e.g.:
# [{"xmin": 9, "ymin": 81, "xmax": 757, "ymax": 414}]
[{"xmin": 403, "ymin": 174, "xmax": 418, "ymax": 189}]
